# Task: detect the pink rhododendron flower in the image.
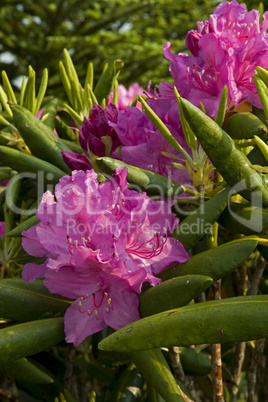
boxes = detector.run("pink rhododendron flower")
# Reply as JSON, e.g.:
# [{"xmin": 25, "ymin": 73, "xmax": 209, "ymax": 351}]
[
  {"xmin": 111, "ymin": 106, "xmax": 190, "ymax": 187},
  {"xmin": 62, "ymin": 104, "xmax": 120, "ymax": 171},
  {"xmin": 108, "ymin": 83, "xmax": 144, "ymax": 110},
  {"xmin": 22, "ymin": 168, "xmax": 189, "ymax": 346},
  {"xmin": 158, "ymin": 0, "xmax": 268, "ymax": 118}
]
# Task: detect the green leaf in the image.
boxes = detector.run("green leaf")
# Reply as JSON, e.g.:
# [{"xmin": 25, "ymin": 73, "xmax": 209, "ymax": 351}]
[
  {"xmin": 256, "ymin": 66, "xmax": 268, "ymax": 89},
  {"xmin": 6, "ymin": 214, "xmax": 39, "ymax": 237},
  {"xmin": 2, "ymin": 71, "xmax": 17, "ymax": 104},
  {"xmin": 222, "ymin": 112, "xmax": 267, "ymax": 139},
  {"xmin": 34, "ymin": 68, "xmax": 48, "ymax": 115},
  {"xmin": 98, "ymin": 295, "xmax": 268, "ymax": 352},
  {"xmin": 96, "ymin": 157, "xmax": 185, "ymax": 197},
  {"xmin": 179, "ymin": 97, "xmax": 268, "ymax": 206},
  {"xmin": 0, "ymin": 357, "xmax": 54, "ymax": 384},
  {"xmin": 0, "ymin": 166, "xmax": 12, "ymax": 182},
  {"xmin": 218, "ymin": 202, "xmax": 268, "ymax": 234},
  {"xmin": 94, "ymin": 60, "xmax": 124, "ymax": 103},
  {"xmin": 12, "ymin": 104, "xmax": 71, "ymax": 173},
  {"xmin": 139, "ymin": 275, "xmax": 213, "ymax": 317},
  {"xmin": 254, "ymin": 135, "xmax": 268, "ymax": 162},
  {"xmin": 172, "ymin": 187, "xmax": 230, "ymax": 250},
  {"xmin": 158, "ymin": 237, "xmax": 258, "ymax": 282},
  {"xmin": 55, "ymin": 117, "xmax": 78, "ymax": 142},
  {"xmin": 130, "ymin": 349, "xmax": 185, "ymax": 402},
  {"xmin": 106, "ymin": 363, "xmax": 143, "ymax": 402},
  {"xmin": 40, "ymin": 97, "xmax": 59, "ymax": 130},
  {"xmin": 0, "ymin": 278, "xmax": 70, "ymax": 322},
  {"xmin": 175, "ymin": 87, "xmax": 197, "ymax": 150},
  {"xmin": 24, "ymin": 66, "xmax": 36, "ymax": 113},
  {"xmin": 139, "ymin": 96, "xmax": 191, "ymax": 161},
  {"xmin": 0, "ymin": 85, "xmax": 13, "ymax": 117},
  {"xmin": 0, "ymin": 145, "xmax": 66, "ymax": 185},
  {"xmin": 0, "ymin": 317, "xmax": 65, "ymax": 364},
  {"xmin": 254, "ymin": 74, "xmax": 268, "ymax": 123},
  {"xmin": 179, "ymin": 347, "xmax": 211, "ymax": 376},
  {"xmin": 59, "ymin": 61, "xmax": 72, "ymax": 105},
  {"xmin": 215, "ymin": 85, "xmax": 228, "ymax": 127}
]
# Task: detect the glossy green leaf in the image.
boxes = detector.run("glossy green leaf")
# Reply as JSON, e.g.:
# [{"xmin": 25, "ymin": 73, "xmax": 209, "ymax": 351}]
[
  {"xmin": 139, "ymin": 96, "xmax": 189, "ymax": 158},
  {"xmin": 0, "ymin": 85, "xmax": 13, "ymax": 117},
  {"xmin": 1, "ymin": 357, "xmax": 54, "ymax": 383},
  {"xmin": 222, "ymin": 112, "xmax": 267, "ymax": 139},
  {"xmin": 59, "ymin": 61, "xmax": 72, "ymax": 104},
  {"xmin": 0, "ymin": 278, "xmax": 70, "ymax": 322},
  {"xmin": 94, "ymin": 60, "xmax": 124, "ymax": 103},
  {"xmin": 175, "ymin": 87, "xmax": 197, "ymax": 150},
  {"xmin": 99, "ymin": 295, "xmax": 268, "ymax": 352},
  {"xmin": 254, "ymin": 135, "xmax": 268, "ymax": 162},
  {"xmin": 218, "ymin": 202, "xmax": 268, "ymax": 234},
  {"xmin": 254, "ymin": 74, "xmax": 268, "ymax": 122},
  {"xmin": 139, "ymin": 275, "xmax": 213, "ymax": 317},
  {"xmin": 215, "ymin": 85, "xmax": 228, "ymax": 127},
  {"xmin": 173, "ymin": 187, "xmax": 230, "ymax": 250},
  {"xmin": 0, "ymin": 317, "xmax": 65, "ymax": 364},
  {"xmin": 158, "ymin": 237, "xmax": 258, "ymax": 282},
  {"xmin": 179, "ymin": 97, "xmax": 268, "ymax": 206},
  {"xmin": 0, "ymin": 166, "xmax": 12, "ymax": 182},
  {"xmin": 2, "ymin": 71, "xmax": 17, "ymax": 104},
  {"xmin": 40, "ymin": 97, "xmax": 59, "ymax": 130},
  {"xmin": 7, "ymin": 214, "xmax": 40, "ymax": 237},
  {"xmin": 106, "ymin": 363, "xmax": 143, "ymax": 402},
  {"xmin": 12, "ymin": 104, "xmax": 71, "ymax": 173},
  {"xmin": 96, "ymin": 157, "xmax": 185, "ymax": 197},
  {"xmin": 55, "ymin": 117, "xmax": 78, "ymax": 142},
  {"xmin": 0, "ymin": 146, "xmax": 66, "ymax": 185},
  {"xmin": 256, "ymin": 66, "xmax": 268, "ymax": 90},
  {"xmin": 179, "ymin": 347, "xmax": 211, "ymax": 376},
  {"xmin": 34, "ymin": 68, "xmax": 48, "ymax": 115},
  {"xmin": 130, "ymin": 349, "xmax": 184, "ymax": 402},
  {"xmin": 24, "ymin": 66, "xmax": 36, "ymax": 113}
]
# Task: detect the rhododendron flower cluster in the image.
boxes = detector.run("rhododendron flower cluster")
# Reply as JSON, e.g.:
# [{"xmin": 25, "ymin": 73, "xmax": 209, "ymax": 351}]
[
  {"xmin": 107, "ymin": 83, "xmax": 144, "ymax": 110},
  {"xmin": 157, "ymin": 0, "xmax": 268, "ymax": 118},
  {"xmin": 22, "ymin": 168, "xmax": 189, "ymax": 346}
]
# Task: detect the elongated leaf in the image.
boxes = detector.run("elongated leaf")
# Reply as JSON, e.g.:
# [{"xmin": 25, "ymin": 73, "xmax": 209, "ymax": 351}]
[
  {"xmin": 1, "ymin": 357, "xmax": 54, "ymax": 383},
  {"xmin": 96, "ymin": 157, "xmax": 185, "ymax": 197},
  {"xmin": 34, "ymin": 68, "xmax": 48, "ymax": 115},
  {"xmin": 139, "ymin": 96, "xmax": 186, "ymax": 155},
  {"xmin": 139, "ymin": 275, "xmax": 213, "ymax": 317},
  {"xmin": 179, "ymin": 347, "xmax": 211, "ymax": 376},
  {"xmin": 6, "ymin": 215, "xmax": 40, "ymax": 237},
  {"xmin": 158, "ymin": 237, "xmax": 258, "ymax": 282},
  {"xmin": 173, "ymin": 187, "xmax": 229, "ymax": 250},
  {"xmin": 106, "ymin": 363, "xmax": 142, "ymax": 402},
  {"xmin": 99, "ymin": 295, "xmax": 268, "ymax": 352},
  {"xmin": 180, "ymin": 97, "xmax": 268, "ymax": 206},
  {"xmin": 0, "ymin": 279, "xmax": 70, "ymax": 322},
  {"xmin": 218, "ymin": 202, "xmax": 268, "ymax": 234},
  {"xmin": 2, "ymin": 71, "xmax": 17, "ymax": 104},
  {"xmin": 254, "ymin": 135, "xmax": 268, "ymax": 162},
  {"xmin": 24, "ymin": 66, "xmax": 36, "ymax": 113},
  {"xmin": 222, "ymin": 112, "xmax": 267, "ymax": 139},
  {"xmin": 175, "ymin": 88, "xmax": 197, "ymax": 150},
  {"xmin": 0, "ymin": 146, "xmax": 66, "ymax": 185},
  {"xmin": 0, "ymin": 166, "xmax": 12, "ymax": 182},
  {"xmin": 55, "ymin": 117, "xmax": 78, "ymax": 142},
  {"xmin": 130, "ymin": 349, "xmax": 185, "ymax": 402},
  {"xmin": 94, "ymin": 60, "xmax": 124, "ymax": 103},
  {"xmin": 215, "ymin": 85, "xmax": 228, "ymax": 127},
  {"xmin": 0, "ymin": 317, "xmax": 64, "ymax": 364},
  {"xmin": 256, "ymin": 66, "xmax": 268, "ymax": 88},
  {"xmin": 40, "ymin": 97, "xmax": 59, "ymax": 130},
  {"xmin": 254, "ymin": 74, "xmax": 268, "ymax": 122},
  {"xmin": 12, "ymin": 104, "xmax": 71, "ymax": 173}
]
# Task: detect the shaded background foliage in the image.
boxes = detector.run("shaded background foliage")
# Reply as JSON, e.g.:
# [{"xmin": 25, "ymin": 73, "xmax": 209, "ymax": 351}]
[{"xmin": 0, "ymin": 0, "xmax": 219, "ymax": 96}]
